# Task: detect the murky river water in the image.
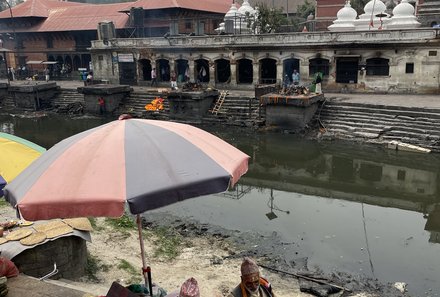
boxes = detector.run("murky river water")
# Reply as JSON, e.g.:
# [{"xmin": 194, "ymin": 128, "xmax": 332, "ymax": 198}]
[{"xmin": 1, "ymin": 113, "xmax": 439, "ymax": 296}]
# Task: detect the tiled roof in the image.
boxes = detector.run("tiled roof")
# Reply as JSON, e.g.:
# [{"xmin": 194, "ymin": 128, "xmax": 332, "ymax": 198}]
[{"xmin": 119, "ymin": 0, "xmax": 233, "ymax": 13}]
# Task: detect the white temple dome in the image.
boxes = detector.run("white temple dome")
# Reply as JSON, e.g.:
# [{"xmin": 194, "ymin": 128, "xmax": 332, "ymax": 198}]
[
  {"xmin": 328, "ymin": 1, "xmax": 357, "ymax": 31},
  {"xmin": 238, "ymin": 0, "xmax": 255, "ymax": 16},
  {"xmin": 393, "ymin": 0, "xmax": 415, "ymax": 16},
  {"xmin": 364, "ymin": 0, "xmax": 387, "ymax": 15},
  {"xmin": 225, "ymin": 2, "xmax": 240, "ymax": 19},
  {"xmin": 337, "ymin": 1, "xmax": 357, "ymax": 20}
]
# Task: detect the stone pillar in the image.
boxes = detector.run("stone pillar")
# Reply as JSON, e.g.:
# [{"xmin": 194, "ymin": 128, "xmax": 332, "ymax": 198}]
[
  {"xmin": 252, "ymin": 61, "xmax": 259, "ymax": 85},
  {"xmin": 230, "ymin": 61, "xmax": 237, "ymax": 86},
  {"xmin": 209, "ymin": 61, "xmax": 215, "ymax": 85},
  {"xmin": 276, "ymin": 61, "xmax": 283, "ymax": 85},
  {"xmin": 189, "ymin": 60, "xmax": 195, "ymax": 82}
]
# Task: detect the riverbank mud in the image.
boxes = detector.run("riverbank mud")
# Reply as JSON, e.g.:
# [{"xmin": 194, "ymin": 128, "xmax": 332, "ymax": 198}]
[{"xmin": 143, "ymin": 212, "xmax": 407, "ymax": 297}]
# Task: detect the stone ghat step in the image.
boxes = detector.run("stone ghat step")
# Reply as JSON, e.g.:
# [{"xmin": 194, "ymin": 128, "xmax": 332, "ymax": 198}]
[
  {"xmin": 319, "ymin": 114, "xmax": 440, "ymax": 134},
  {"xmin": 322, "ymin": 129, "xmax": 439, "ymax": 151},
  {"xmin": 319, "ymin": 109, "xmax": 440, "ymax": 123},
  {"xmin": 323, "ymin": 102, "xmax": 440, "ymax": 118},
  {"xmin": 319, "ymin": 108, "xmax": 440, "ymax": 122},
  {"xmin": 323, "ymin": 121, "xmax": 440, "ymax": 141},
  {"xmin": 321, "ymin": 104, "xmax": 440, "ymax": 119}
]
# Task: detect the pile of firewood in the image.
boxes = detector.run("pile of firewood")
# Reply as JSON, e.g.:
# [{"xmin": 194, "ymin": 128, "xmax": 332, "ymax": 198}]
[
  {"xmin": 278, "ymin": 85, "xmax": 310, "ymax": 96},
  {"xmin": 182, "ymin": 82, "xmax": 203, "ymax": 91}
]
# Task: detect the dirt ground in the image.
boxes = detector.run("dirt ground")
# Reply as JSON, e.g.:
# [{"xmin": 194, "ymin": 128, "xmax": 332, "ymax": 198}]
[
  {"xmin": 73, "ymin": 217, "xmax": 311, "ymax": 297},
  {"xmin": 0, "ymin": 206, "xmax": 389, "ymax": 297}
]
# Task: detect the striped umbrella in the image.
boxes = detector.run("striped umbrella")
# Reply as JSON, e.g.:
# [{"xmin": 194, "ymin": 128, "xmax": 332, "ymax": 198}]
[
  {"xmin": 0, "ymin": 132, "xmax": 46, "ymax": 196},
  {"xmin": 4, "ymin": 119, "xmax": 249, "ymax": 290}
]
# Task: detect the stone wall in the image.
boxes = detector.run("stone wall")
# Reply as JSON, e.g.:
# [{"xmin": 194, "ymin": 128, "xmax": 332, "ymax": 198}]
[{"xmin": 12, "ymin": 237, "xmax": 87, "ymax": 280}]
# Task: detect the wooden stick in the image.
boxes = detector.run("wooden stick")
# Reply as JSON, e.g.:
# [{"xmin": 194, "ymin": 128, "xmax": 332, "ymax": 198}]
[{"xmin": 258, "ymin": 264, "xmax": 351, "ymax": 292}]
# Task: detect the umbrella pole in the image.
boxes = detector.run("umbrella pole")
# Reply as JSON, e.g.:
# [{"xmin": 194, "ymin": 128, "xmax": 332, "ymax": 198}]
[{"xmin": 136, "ymin": 214, "xmax": 153, "ymax": 296}]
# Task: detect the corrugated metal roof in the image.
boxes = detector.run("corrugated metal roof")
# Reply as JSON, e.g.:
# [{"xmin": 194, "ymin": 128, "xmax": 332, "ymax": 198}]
[
  {"xmin": 119, "ymin": 0, "xmax": 233, "ymax": 13},
  {"xmin": 0, "ymin": 0, "xmax": 132, "ymax": 32},
  {"xmin": 0, "ymin": 0, "xmax": 230, "ymax": 32},
  {"xmin": 0, "ymin": 0, "xmax": 83, "ymax": 18}
]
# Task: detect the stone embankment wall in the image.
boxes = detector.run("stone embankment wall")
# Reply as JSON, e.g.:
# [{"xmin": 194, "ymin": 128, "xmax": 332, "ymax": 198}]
[{"xmin": 8, "ymin": 88, "xmax": 440, "ymax": 153}]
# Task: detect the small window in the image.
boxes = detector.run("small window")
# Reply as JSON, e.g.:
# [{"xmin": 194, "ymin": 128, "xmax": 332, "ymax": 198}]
[
  {"xmin": 397, "ymin": 170, "xmax": 406, "ymax": 181},
  {"xmin": 406, "ymin": 63, "xmax": 414, "ymax": 74},
  {"xmin": 366, "ymin": 58, "xmax": 389, "ymax": 76},
  {"xmin": 98, "ymin": 56, "xmax": 103, "ymax": 61},
  {"xmin": 185, "ymin": 21, "xmax": 192, "ymax": 30},
  {"xmin": 429, "ymin": 51, "xmax": 437, "ymax": 56}
]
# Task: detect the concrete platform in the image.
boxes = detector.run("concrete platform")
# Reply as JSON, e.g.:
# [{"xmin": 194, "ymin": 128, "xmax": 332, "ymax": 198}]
[{"xmin": 7, "ymin": 275, "xmax": 93, "ymax": 297}]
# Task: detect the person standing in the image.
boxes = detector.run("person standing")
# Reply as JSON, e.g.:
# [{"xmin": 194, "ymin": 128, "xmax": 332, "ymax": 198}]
[
  {"xmin": 292, "ymin": 69, "xmax": 300, "ymax": 86},
  {"xmin": 170, "ymin": 70, "xmax": 177, "ymax": 90},
  {"xmin": 228, "ymin": 257, "xmax": 275, "ymax": 297},
  {"xmin": 44, "ymin": 68, "xmax": 50, "ymax": 82},
  {"xmin": 98, "ymin": 97, "xmax": 105, "ymax": 115},
  {"xmin": 315, "ymin": 72, "xmax": 323, "ymax": 94},
  {"xmin": 151, "ymin": 68, "xmax": 157, "ymax": 87}
]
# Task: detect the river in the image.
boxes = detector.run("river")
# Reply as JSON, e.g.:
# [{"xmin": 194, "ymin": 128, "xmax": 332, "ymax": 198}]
[{"xmin": 1, "ymin": 113, "xmax": 439, "ymax": 296}]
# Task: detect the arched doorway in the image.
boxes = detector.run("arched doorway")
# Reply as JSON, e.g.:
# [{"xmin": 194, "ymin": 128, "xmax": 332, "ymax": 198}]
[
  {"xmin": 72, "ymin": 55, "xmax": 81, "ymax": 71},
  {"xmin": 195, "ymin": 59, "xmax": 209, "ymax": 83},
  {"xmin": 283, "ymin": 58, "xmax": 300, "ymax": 84},
  {"xmin": 64, "ymin": 56, "xmax": 73, "ymax": 73},
  {"xmin": 215, "ymin": 59, "xmax": 231, "ymax": 83},
  {"xmin": 175, "ymin": 59, "xmax": 188, "ymax": 83},
  {"xmin": 81, "ymin": 54, "xmax": 91, "ymax": 70},
  {"xmin": 139, "ymin": 59, "xmax": 152, "ymax": 81},
  {"xmin": 259, "ymin": 58, "xmax": 276, "ymax": 84},
  {"xmin": 237, "ymin": 59, "xmax": 253, "ymax": 84},
  {"xmin": 156, "ymin": 59, "xmax": 170, "ymax": 81}
]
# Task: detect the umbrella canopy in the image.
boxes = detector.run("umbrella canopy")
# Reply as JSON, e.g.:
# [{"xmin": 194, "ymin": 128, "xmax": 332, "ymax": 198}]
[
  {"xmin": 4, "ymin": 119, "xmax": 249, "ymax": 221},
  {"xmin": 0, "ymin": 132, "xmax": 46, "ymax": 184}
]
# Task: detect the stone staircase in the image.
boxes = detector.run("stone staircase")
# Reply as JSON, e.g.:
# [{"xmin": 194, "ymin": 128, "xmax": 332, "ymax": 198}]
[
  {"xmin": 202, "ymin": 95, "xmax": 264, "ymax": 127},
  {"xmin": 117, "ymin": 91, "xmax": 170, "ymax": 120},
  {"xmin": 0, "ymin": 93, "xmax": 16, "ymax": 110},
  {"xmin": 315, "ymin": 100, "xmax": 440, "ymax": 152},
  {"xmin": 51, "ymin": 89, "xmax": 84, "ymax": 107}
]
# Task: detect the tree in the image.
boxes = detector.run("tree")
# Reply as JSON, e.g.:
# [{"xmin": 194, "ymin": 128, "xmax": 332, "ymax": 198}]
[
  {"xmin": 254, "ymin": 2, "xmax": 288, "ymax": 33},
  {"xmin": 351, "ymin": 0, "xmax": 369, "ymax": 15},
  {"xmin": 297, "ymin": 0, "xmax": 315, "ymax": 19}
]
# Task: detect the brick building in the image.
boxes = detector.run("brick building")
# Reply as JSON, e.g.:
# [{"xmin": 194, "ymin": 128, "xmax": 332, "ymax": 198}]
[{"xmin": 0, "ymin": 0, "xmax": 232, "ymax": 78}]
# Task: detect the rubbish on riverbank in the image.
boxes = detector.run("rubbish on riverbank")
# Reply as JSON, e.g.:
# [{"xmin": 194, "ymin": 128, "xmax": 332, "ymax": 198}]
[
  {"xmin": 258, "ymin": 263, "xmax": 349, "ymax": 293},
  {"xmin": 387, "ymin": 140, "xmax": 431, "ymax": 153},
  {"xmin": 393, "ymin": 282, "xmax": 407, "ymax": 293}
]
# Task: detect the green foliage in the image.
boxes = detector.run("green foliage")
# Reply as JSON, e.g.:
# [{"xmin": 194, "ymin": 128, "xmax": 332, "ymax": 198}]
[
  {"xmin": 105, "ymin": 214, "xmax": 136, "ymax": 230},
  {"xmin": 0, "ymin": 199, "xmax": 9, "ymax": 208},
  {"xmin": 151, "ymin": 226, "xmax": 184, "ymax": 260},
  {"xmin": 351, "ymin": 0, "xmax": 369, "ymax": 14},
  {"xmin": 254, "ymin": 2, "xmax": 288, "ymax": 33},
  {"xmin": 297, "ymin": 0, "xmax": 315, "ymax": 19},
  {"xmin": 117, "ymin": 259, "xmax": 138, "ymax": 275}
]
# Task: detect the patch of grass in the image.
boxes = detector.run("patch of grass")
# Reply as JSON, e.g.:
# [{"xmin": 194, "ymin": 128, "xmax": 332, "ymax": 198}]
[
  {"xmin": 0, "ymin": 199, "xmax": 9, "ymax": 208},
  {"xmin": 105, "ymin": 214, "xmax": 136, "ymax": 230},
  {"xmin": 117, "ymin": 259, "xmax": 138, "ymax": 275},
  {"xmin": 152, "ymin": 226, "xmax": 183, "ymax": 260},
  {"xmin": 88, "ymin": 217, "xmax": 104, "ymax": 231},
  {"xmin": 85, "ymin": 252, "xmax": 111, "ymax": 282}
]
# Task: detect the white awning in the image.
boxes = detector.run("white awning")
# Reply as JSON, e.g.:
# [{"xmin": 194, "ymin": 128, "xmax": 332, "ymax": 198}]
[
  {"xmin": 26, "ymin": 61, "xmax": 44, "ymax": 64},
  {"xmin": 42, "ymin": 61, "xmax": 58, "ymax": 64}
]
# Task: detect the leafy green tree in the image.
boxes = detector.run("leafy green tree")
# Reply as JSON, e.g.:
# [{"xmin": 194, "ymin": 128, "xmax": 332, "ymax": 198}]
[
  {"xmin": 297, "ymin": 0, "xmax": 315, "ymax": 19},
  {"xmin": 351, "ymin": 0, "xmax": 369, "ymax": 15},
  {"xmin": 254, "ymin": 2, "xmax": 288, "ymax": 33}
]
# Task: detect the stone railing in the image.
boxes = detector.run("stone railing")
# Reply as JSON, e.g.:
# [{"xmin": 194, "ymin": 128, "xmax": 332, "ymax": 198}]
[{"xmin": 91, "ymin": 28, "xmax": 440, "ymax": 50}]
